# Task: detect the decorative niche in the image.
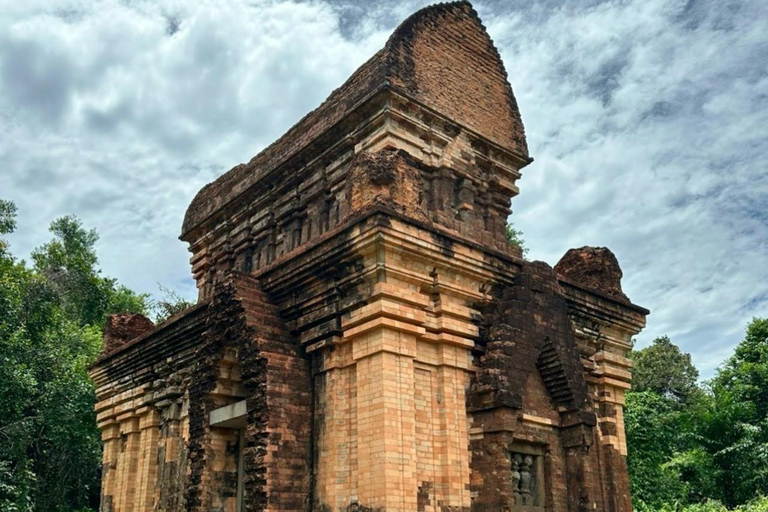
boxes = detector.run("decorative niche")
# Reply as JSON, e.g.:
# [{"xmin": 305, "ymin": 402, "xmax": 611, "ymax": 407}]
[{"xmin": 510, "ymin": 443, "xmax": 547, "ymax": 511}]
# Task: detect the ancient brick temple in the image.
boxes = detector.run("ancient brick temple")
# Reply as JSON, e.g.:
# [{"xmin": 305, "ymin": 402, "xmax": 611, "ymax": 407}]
[{"xmin": 88, "ymin": 2, "xmax": 649, "ymax": 512}]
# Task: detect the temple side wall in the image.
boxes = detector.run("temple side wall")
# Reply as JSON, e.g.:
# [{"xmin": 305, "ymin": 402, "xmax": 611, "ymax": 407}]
[
  {"xmin": 92, "ymin": 311, "xmax": 203, "ymax": 512},
  {"xmin": 88, "ymin": 340, "xmax": 187, "ymax": 512}
]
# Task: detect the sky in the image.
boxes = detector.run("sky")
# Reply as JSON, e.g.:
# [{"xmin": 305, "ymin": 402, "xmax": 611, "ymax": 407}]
[{"xmin": 1, "ymin": 0, "xmax": 766, "ymax": 378}]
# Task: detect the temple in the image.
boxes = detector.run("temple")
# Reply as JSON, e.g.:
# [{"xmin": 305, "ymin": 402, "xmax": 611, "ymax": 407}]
[{"xmin": 88, "ymin": 2, "xmax": 648, "ymax": 511}]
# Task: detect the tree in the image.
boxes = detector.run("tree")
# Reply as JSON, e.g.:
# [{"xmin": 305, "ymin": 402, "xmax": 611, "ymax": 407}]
[
  {"xmin": 693, "ymin": 383, "xmax": 768, "ymax": 508},
  {"xmin": 0, "ymin": 202, "xmax": 151, "ymax": 512},
  {"xmin": 30, "ymin": 215, "xmax": 149, "ymax": 326},
  {"xmin": 505, "ymin": 220, "xmax": 528, "ymax": 257},
  {"xmin": 626, "ymin": 336, "xmax": 718, "ymax": 508},
  {"xmin": 703, "ymin": 318, "xmax": 768, "ymax": 507},
  {"xmin": 625, "ymin": 390, "xmax": 691, "ymax": 506},
  {"xmin": 626, "ymin": 326, "xmax": 768, "ymax": 509},
  {"xmin": 0, "ymin": 203, "xmax": 38, "ymax": 511},
  {"xmin": 630, "ymin": 335, "xmax": 700, "ymax": 404},
  {"xmin": 0, "ymin": 199, "xmax": 17, "ymax": 252},
  {"xmin": 150, "ymin": 284, "xmax": 195, "ymax": 324},
  {"xmin": 715, "ymin": 318, "xmax": 768, "ymax": 420}
]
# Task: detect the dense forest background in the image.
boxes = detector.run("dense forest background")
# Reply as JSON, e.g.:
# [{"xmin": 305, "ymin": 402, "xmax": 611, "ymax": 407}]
[{"xmin": 1, "ymin": 203, "xmax": 766, "ymax": 512}]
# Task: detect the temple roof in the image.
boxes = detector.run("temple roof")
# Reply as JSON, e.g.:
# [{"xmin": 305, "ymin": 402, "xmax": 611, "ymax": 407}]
[{"xmin": 182, "ymin": 1, "xmax": 528, "ymax": 239}]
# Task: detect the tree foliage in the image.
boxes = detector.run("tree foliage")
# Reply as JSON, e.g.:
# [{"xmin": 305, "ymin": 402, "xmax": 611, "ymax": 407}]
[
  {"xmin": 0, "ymin": 200, "xmax": 17, "ymax": 242},
  {"xmin": 630, "ymin": 335, "xmax": 700, "ymax": 403},
  {"xmin": 715, "ymin": 318, "xmax": 768, "ymax": 421},
  {"xmin": 704, "ymin": 318, "xmax": 768, "ymax": 507},
  {"xmin": 625, "ymin": 390, "xmax": 691, "ymax": 505},
  {"xmin": 30, "ymin": 215, "xmax": 148, "ymax": 327},
  {"xmin": 0, "ymin": 203, "xmax": 150, "ymax": 512},
  {"xmin": 505, "ymin": 220, "xmax": 528, "ymax": 257},
  {"xmin": 150, "ymin": 284, "xmax": 195, "ymax": 324},
  {"xmin": 633, "ymin": 496, "xmax": 768, "ymax": 512},
  {"xmin": 627, "ymin": 326, "xmax": 768, "ymax": 510}
]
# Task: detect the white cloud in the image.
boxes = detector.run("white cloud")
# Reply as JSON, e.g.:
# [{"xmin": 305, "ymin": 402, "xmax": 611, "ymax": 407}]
[
  {"xmin": 0, "ymin": 0, "xmax": 389, "ymax": 299},
  {"xmin": 1, "ymin": 0, "xmax": 765, "ymax": 378}
]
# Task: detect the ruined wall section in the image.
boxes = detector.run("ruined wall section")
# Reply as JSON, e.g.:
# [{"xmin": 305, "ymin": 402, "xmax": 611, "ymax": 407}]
[
  {"xmin": 468, "ymin": 262, "xmax": 600, "ymax": 512},
  {"xmin": 554, "ymin": 247, "xmax": 647, "ymax": 511},
  {"xmin": 233, "ymin": 274, "xmax": 313, "ymax": 512},
  {"xmin": 90, "ymin": 275, "xmax": 312, "ymax": 512},
  {"xmin": 184, "ymin": 279, "xmax": 259, "ymax": 512},
  {"xmin": 463, "ymin": 251, "xmax": 646, "ymax": 512},
  {"xmin": 186, "ymin": 274, "xmax": 313, "ymax": 512},
  {"xmin": 90, "ymin": 305, "xmax": 210, "ymax": 512},
  {"xmin": 563, "ymin": 291, "xmax": 638, "ymax": 512}
]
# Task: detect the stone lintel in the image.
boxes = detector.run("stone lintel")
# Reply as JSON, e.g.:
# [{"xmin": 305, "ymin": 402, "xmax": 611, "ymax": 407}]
[
  {"xmin": 521, "ymin": 413, "xmax": 555, "ymax": 428},
  {"xmin": 209, "ymin": 400, "xmax": 247, "ymax": 429}
]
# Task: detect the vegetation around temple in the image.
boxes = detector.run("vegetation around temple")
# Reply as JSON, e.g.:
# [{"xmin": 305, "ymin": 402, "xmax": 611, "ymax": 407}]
[
  {"xmin": 1, "ymin": 200, "xmax": 766, "ymax": 511},
  {"xmin": 0, "ymin": 201, "xmax": 186, "ymax": 512},
  {"xmin": 627, "ymin": 326, "xmax": 768, "ymax": 511},
  {"xmin": 505, "ymin": 221, "xmax": 528, "ymax": 257}
]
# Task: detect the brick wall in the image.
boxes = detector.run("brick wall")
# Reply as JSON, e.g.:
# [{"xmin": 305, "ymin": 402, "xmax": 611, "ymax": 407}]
[
  {"xmin": 468, "ymin": 261, "xmax": 614, "ymax": 512},
  {"xmin": 387, "ymin": 2, "xmax": 527, "ymax": 154}
]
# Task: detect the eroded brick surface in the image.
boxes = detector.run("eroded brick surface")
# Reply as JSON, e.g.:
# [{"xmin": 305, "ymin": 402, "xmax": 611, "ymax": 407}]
[
  {"xmin": 468, "ymin": 262, "xmax": 604, "ymax": 512},
  {"xmin": 555, "ymin": 247, "xmax": 629, "ymax": 304},
  {"xmin": 101, "ymin": 313, "xmax": 154, "ymax": 355}
]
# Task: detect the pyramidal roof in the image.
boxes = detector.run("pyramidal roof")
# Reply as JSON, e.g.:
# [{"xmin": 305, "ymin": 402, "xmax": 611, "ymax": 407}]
[{"xmin": 182, "ymin": 1, "xmax": 528, "ymax": 239}]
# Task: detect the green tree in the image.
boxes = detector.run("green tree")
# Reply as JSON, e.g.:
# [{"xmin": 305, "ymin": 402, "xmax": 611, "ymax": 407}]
[
  {"xmin": 150, "ymin": 284, "xmax": 195, "ymax": 324},
  {"xmin": 0, "ymin": 203, "xmax": 37, "ymax": 511},
  {"xmin": 0, "ymin": 202, "xmax": 151, "ymax": 512},
  {"xmin": 626, "ymin": 336, "xmax": 719, "ymax": 508},
  {"xmin": 693, "ymin": 385, "xmax": 768, "ymax": 508},
  {"xmin": 715, "ymin": 318, "xmax": 768, "ymax": 420},
  {"xmin": 703, "ymin": 318, "xmax": 768, "ymax": 507},
  {"xmin": 625, "ymin": 390, "xmax": 691, "ymax": 506},
  {"xmin": 631, "ymin": 335, "xmax": 700, "ymax": 404},
  {"xmin": 30, "ymin": 216, "xmax": 148, "ymax": 326},
  {"xmin": 0, "ymin": 199, "xmax": 17, "ymax": 252},
  {"xmin": 627, "ymin": 325, "xmax": 768, "ymax": 509},
  {"xmin": 505, "ymin": 220, "xmax": 528, "ymax": 257}
]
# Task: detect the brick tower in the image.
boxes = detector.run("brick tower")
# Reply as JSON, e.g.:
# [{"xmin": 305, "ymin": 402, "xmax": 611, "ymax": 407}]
[{"xmin": 89, "ymin": 2, "xmax": 648, "ymax": 511}]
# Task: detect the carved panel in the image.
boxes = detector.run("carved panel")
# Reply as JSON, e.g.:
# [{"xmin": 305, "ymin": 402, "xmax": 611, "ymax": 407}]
[{"xmin": 510, "ymin": 444, "xmax": 546, "ymax": 511}]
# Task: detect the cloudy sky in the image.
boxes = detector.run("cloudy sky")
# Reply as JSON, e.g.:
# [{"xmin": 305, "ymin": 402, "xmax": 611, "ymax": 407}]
[{"xmin": 1, "ymin": 0, "xmax": 766, "ymax": 377}]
